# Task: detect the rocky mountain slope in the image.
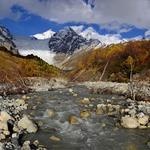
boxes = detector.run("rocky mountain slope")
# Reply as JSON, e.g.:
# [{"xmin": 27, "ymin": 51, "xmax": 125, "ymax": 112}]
[
  {"xmin": 48, "ymin": 27, "xmax": 100, "ymax": 54},
  {"xmin": 0, "ymin": 26, "xmax": 18, "ymax": 54},
  {"xmin": 14, "ymin": 27, "xmax": 100, "ymax": 65},
  {"xmin": 33, "ymin": 26, "xmax": 122, "ymax": 46}
]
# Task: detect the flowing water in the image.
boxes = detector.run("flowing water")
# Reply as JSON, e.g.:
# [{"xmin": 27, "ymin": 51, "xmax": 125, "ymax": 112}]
[{"xmin": 15, "ymin": 85, "xmax": 150, "ymax": 150}]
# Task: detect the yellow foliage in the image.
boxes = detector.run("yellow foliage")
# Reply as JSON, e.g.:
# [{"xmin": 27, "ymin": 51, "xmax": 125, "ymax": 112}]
[{"xmin": 0, "ymin": 46, "xmax": 61, "ymax": 84}]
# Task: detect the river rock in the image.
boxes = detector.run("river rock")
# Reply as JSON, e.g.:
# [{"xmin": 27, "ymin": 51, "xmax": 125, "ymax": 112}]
[
  {"xmin": 16, "ymin": 99, "xmax": 25, "ymax": 106},
  {"xmin": 80, "ymin": 98, "xmax": 90, "ymax": 105},
  {"xmin": 96, "ymin": 104, "xmax": 107, "ymax": 115},
  {"xmin": 107, "ymin": 104, "xmax": 114, "ymax": 112},
  {"xmin": 45, "ymin": 109, "xmax": 55, "ymax": 118},
  {"xmin": 3, "ymin": 130, "xmax": 10, "ymax": 136},
  {"xmin": 68, "ymin": 116, "xmax": 79, "ymax": 124},
  {"xmin": 0, "ymin": 142, "xmax": 4, "ymax": 150},
  {"xmin": 0, "ymin": 111, "xmax": 12, "ymax": 122},
  {"xmin": 0, "ymin": 122, "xmax": 8, "ymax": 131},
  {"xmin": 73, "ymin": 93, "xmax": 78, "ymax": 97},
  {"xmin": 128, "ymin": 109, "xmax": 137, "ymax": 117},
  {"xmin": 18, "ymin": 115, "xmax": 38, "ymax": 133},
  {"xmin": 21, "ymin": 141, "xmax": 31, "ymax": 150},
  {"xmin": 69, "ymin": 88, "xmax": 73, "ymax": 93},
  {"xmin": 138, "ymin": 115, "xmax": 149, "ymax": 125},
  {"xmin": 96, "ymin": 108, "xmax": 104, "ymax": 115},
  {"xmin": 33, "ymin": 140, "xmax": 39, "ymax": 147},
  {"xmin": 80, "ymin": 110, "xmax": 91, "ymax": 118},
  {"xmin": 49, "ymin": 136, "xmax": 61, "ymax": 142},
  {"xmin": 121, "ymin": 116, "xmax": 140, "ymax": 128},
  {"xmin": 0, "ymin": 134, "xmax": 5, "ymax": 141}
]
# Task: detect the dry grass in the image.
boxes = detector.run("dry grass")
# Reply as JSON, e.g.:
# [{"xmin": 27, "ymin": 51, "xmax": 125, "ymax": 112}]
[{"xmin": 0, "ymin": 46, "xmax": 62, "ymax": 85}]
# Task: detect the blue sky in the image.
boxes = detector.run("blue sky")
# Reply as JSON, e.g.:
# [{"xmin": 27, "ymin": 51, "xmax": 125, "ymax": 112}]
[{"xmin": 0, "ymin": 0, "xmax": 150, "ymax": 39}]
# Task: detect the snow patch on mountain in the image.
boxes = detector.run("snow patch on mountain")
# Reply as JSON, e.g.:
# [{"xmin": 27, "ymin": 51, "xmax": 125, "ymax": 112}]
[
  {"xmin": 32, "ymin": 29, "xmax": 55, "ymax": 40},
  {"xmin": 80, "ymin": 27, "xmax": 122, "ymax": 45},
  {"xmin": 31, "ymin": 25, "xmax": 124, "ymax": 45},
  {"xmin": 14, "ymin": 36, "xmax": 56, "ymax": 64},
  {"xmin": 70, "ymin": 25, "xmax": 84, "ymax": 34},
  {"xmin": 20, "ymin": 50, "xmax": 55, "ymax": 65}
]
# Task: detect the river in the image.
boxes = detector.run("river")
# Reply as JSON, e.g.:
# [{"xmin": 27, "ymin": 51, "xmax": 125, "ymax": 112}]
[{"xmin": 11, "ymin": 85, "xmax": 150, "ymax": 150}]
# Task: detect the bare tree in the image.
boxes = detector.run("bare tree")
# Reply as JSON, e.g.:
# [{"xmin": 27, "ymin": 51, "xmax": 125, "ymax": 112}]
[{"xmin": 99, "ymin": 60, "xmax": 109, "ymax": 81}]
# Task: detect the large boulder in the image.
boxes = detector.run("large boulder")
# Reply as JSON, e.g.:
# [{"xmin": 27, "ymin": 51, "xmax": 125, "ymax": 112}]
[
  {"xmin": 18, "ymin": 115, "xmax": 38, "ymax": 133},
  {"xmin": 121, "ymin": 116, "xmax": 140, "ymax": 129},
  {"xmin": 0, "ymin": 111, "xmax": 12, "ymax": 122}
]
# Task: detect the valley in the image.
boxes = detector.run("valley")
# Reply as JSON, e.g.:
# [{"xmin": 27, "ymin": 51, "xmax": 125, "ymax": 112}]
[{"xmin": 0, "ymin": 25, "xmax": 150, "ymax": 150}]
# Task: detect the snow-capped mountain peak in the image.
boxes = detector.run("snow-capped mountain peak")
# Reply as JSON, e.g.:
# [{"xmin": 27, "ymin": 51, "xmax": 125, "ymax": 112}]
[
  {"xmin": 32, "ymin": 29, "xmax": 55, "ymax": 40},
  {"xmin": 80, "ymin": 27, "xmax": 122, "ymax": 45},
  {"xmin": 80, "ymin": 27, "xmax": 98, "ymax": 40},
  {"xmin": 70, "ymin": 25, "xmax": 84, "ymax": 34},
  {"xmin": 48, "ymin": 27, "xmax": 100, "ymax": 54}
]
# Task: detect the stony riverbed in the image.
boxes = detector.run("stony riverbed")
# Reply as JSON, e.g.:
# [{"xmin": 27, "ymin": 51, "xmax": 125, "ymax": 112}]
[{"xmin": 0, "ymin": 84, "xmax": 150, "ymax": 150}]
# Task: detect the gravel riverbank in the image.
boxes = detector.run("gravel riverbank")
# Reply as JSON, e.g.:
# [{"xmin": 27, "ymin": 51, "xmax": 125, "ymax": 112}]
[
  {"xmin": 0, "ymin": 81, "xmax": 150, "ymax": 149},
  {"xmin": 82, "ymin": 81, "xmax": 150, "ymax": 101},
  {"xmin": 0, "ymin": 95, "xmax": 47, "ymax": 150}
]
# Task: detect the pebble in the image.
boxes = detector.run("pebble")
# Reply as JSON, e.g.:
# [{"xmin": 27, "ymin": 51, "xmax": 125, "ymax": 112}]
[
  {"xmin": 73, "ymin": 93, "xmax": 78, "ymax": 97},
  {"xmin": 80, "ymin": 110, "xmax": 91, "ymax": 118},
  {"xmin": 68, "ymin": 88, "xmax": 73, "ymax": 93},
  {"xmin": 49, "ymin": 136, "xmax": 61, "ymax": 142},
  {"xmin": 68, "ymin": 115, "xmax": 79, "ymax": 125},
  {"xmin": 44, "ymin": 109, "xmax": 55, "ymax": 118},
  {"xmin": 80, "ymin": 98, "xmax": 90, "ymax": 105},
  {"xmin": 138, "ymin": 115, "xmax": 149, "ymax": 125}
]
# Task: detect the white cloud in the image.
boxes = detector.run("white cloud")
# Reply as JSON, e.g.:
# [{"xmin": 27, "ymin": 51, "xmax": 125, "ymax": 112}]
[
  {"xmin": 1, "ymin": 0, "xmax": 150, "ymax": 30},
  {"xmin": 145, "ymin": 30, "xmax": 150, "ymax": 37},
  {"xmin": 126, "ymin": 35, "xmax": 143, "ymax": 41}
]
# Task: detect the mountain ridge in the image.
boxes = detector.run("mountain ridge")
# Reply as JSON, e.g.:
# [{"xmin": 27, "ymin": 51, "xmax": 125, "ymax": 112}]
[
  {"xmin": 31, "ymin": 26, "xmax": 123, "ymax": 46},
  {"xmin": 48, "ymin": 27, "xmax": 100, "ymax": 54},
  {"xmin": 0, "ymin": 26, "xmax": 18, "ymax": 54}
]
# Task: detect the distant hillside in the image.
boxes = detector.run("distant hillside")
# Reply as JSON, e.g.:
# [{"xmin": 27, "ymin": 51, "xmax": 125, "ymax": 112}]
[
  {"xmin": 0, "ymin": 46, "xmax": 61, "ymax": 85},
  {"xmin": 65, "ymin": 40, "xmax": 150, "ymax": 82}
]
